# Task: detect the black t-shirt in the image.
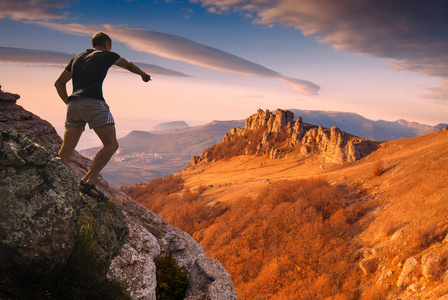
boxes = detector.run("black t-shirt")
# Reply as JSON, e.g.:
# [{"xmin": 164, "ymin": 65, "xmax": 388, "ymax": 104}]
[{"xmin": 65, "ymin": 49, "xmax": 120, "ymax": 101}]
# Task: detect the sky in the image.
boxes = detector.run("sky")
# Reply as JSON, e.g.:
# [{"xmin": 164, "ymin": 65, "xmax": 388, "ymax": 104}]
[{"xmin": 1, "ymin": 0, "xmax": 447, "ymax": 149}]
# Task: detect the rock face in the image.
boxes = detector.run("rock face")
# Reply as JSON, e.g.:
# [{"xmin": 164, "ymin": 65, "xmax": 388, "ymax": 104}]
[
  {"xmin": 0, "ymin": 130, "xmax": 79, "ymax": 272},
  {"xmin": 109, "ymin": 191, "xmax": 237, "ymax": 300},
  {"xmin": 0, "ymin": 87, "xmax": 237, "ymax": 299},
  {"xmin": 191, "ymin": 108, "xmax": 379, "ymax": 166},
  {"xmin": 0, "ymin": 86, "xmax": 62, "ymax": 149},
  {"xmin": 0, "ymin": 129, "xmax": 128, "ymax": 293}
]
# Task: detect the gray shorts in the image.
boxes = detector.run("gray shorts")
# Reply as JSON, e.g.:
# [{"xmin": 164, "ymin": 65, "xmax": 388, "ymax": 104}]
[{"xmin": 65, "ymin": 97, "xmax": 115, "ymax": 129}]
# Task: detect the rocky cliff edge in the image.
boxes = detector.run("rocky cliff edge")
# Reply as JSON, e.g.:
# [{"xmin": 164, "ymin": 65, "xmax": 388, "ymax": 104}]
[{"xmin": 0, "ymin": 87, "xmax": 237, "ymax": 300}]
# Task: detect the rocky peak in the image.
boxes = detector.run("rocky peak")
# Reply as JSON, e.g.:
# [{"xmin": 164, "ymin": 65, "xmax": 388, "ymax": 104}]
[
  {"xmin": 191, "ymin": 108, "xmax": 379, "ymax": 165},
  {"xmin": 243, "ymin": 108, "xmax": 294, "ymax": 133}
]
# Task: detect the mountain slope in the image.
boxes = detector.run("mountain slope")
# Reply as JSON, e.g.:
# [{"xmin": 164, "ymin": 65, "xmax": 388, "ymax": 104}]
[{"xmin": 123, "ymin": 108, "xmax": 448, "ymax": 299}]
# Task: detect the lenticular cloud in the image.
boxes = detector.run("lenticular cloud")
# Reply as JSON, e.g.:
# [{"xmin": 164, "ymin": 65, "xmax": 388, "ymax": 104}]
[{"xmin": 37, "ymin": 21, "xmax": 320, "ymax": 95}]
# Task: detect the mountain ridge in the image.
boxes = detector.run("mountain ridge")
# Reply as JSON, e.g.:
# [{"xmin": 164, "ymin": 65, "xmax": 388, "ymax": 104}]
[{"xmin": 82, "ymin": 109, "xmax": 443, "ymax": 187}]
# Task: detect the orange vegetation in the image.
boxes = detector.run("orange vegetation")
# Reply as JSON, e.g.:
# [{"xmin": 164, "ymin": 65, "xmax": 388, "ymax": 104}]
[{"xmin": 122, "ymin": 175, "xmax": 370, "ymax": 299}]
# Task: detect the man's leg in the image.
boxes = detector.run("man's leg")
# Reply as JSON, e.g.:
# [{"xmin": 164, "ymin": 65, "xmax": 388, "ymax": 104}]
[
  {"xmin": 82, "ymin": 124, "xmax": 118, "ymax": 185},
  {"xmin": 59, "ymin": 126, "xmax": 85, "ymax": 165}
]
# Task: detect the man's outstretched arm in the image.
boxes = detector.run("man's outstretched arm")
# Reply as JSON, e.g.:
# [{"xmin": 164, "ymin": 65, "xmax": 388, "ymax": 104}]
[
  {"xmin": 55, "ymin": 70, "xmax": 72, "ymax": 104},
  {"xmin": 115, "ymin": 58, "xmax": 151, "ymax": 82}
]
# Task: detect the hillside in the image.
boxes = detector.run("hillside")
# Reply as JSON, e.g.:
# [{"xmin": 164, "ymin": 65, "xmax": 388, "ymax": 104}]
[{"xmin": 123, "ymin": 109, "xmax": 448, "ymax": 299}]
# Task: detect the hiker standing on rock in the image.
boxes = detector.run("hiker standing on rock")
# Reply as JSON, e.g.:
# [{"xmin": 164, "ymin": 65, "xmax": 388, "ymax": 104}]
[{"xmin": 55, "ymin": 31, "xmax": 151, "ymax": 201}]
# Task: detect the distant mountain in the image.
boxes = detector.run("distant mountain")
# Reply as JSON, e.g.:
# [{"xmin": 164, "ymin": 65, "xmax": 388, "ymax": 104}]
[
  {"xmin": 80, "ymin": 120, "xmax": 244, "ymax": 187},
  {"xmin": 290, "ymin": 109, "xmax": 445, "ymax": 140},
  {"xmin": 152, "ymin": 121, "xmax": 189, "ymax": 131}
]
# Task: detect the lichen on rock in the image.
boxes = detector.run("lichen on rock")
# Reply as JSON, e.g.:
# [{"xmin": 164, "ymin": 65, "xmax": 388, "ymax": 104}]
[{"xmin": 0, "ymin": 129, "xmax": 79, "ymax": 275}]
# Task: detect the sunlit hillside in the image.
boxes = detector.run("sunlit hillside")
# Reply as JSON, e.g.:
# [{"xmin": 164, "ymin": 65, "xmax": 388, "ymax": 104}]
[{"xmin": 122, "ymin": 110, "xmax": 448, "ymax": 299}]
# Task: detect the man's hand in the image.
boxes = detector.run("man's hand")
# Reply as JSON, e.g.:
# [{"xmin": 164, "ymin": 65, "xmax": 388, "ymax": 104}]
[
  {"xmin": 55, "ymin": 70, "xmax": 72, "ymax": 104},
  {"xmin": 115, "ymin": 58, "xmax": 151, "ymax": 82}
]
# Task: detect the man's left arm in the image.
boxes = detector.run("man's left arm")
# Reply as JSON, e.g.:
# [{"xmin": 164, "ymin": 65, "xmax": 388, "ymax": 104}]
[
  {"xmin": 55, "ymin": 70, "xmax": 72, "ymax": 104},
  {"xmin": 115, "ymin": 58, "xmax": 151, "ymax": 82}
]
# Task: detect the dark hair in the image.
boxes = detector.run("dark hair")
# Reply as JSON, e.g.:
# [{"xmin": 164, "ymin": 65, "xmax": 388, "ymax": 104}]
[{"xmin": 92, "ymin": 32, "xmax": 112, "ymax": 47}]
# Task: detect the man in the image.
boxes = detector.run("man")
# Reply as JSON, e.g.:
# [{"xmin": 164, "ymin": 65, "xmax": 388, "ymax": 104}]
[{"xmin": 55, "ymin": 31, "xmax": 151, "ymax": 201}]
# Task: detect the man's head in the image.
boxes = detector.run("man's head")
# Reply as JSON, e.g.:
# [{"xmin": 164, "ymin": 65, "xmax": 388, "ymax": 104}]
[{"xmin": 92, "ymin": 32, "xmax": 112, "ymax": 48}]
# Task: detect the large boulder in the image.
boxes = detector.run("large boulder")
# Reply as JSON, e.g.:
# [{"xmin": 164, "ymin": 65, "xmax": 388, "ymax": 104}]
[
  {"xmin": 0, "ymin": 129, "xmax": 129, "ymax": 297},
  {"xmin": 0, "ymin": 129, "xmax": 79, "ymax": 276}
]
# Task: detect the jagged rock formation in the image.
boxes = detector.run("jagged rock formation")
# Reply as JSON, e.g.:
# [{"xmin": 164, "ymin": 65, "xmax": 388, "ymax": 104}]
[
  {"xmin": 191, "ymin": 108, "xmax": 379, "ymax": 166},
  {"xmin": 0, "ymin": 87, "xmax": 237, "ymax": 299}
]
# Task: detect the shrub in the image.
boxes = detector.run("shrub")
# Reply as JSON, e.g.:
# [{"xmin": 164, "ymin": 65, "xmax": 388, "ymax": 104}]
[
  {"xmin": 372, "ymin": 159, "xmax": 384, "ymax": 177},
  {"xmin": 155, "ymin": 251, "xmax": 189, "ymax": 300},
  {"xmin": 127, "ymin": 176, "xmax": 368, "ymax": 299}
]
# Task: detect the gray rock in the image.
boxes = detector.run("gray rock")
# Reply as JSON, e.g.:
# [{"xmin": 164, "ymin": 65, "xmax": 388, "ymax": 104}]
[
  {"xmin": 78, "ymin": 193, "xmax": 129, "ymax": 274},
  {"xmin": 187, "ymin": 257, "xmax": 237, "ymax": 300},
  {"xmin": 109, "ymin": 221, "xmax": 160, "ymax": 300},
  {"xmin": 0, "ymin": 128, "xmax": 129, "ymax": 298},
  {"xmin": 0, "ymin": 129, "xmax": 79, "ymax": 275}
]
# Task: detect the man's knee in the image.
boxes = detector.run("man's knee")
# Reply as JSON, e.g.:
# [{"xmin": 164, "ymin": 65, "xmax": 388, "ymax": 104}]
[
  {"xmin": 105, "ymin": 140, "xmax": 119, "ymax": 153},
  {"xmin": 112, "ymin": 141, "xmax": 119, "ymax": 153}
]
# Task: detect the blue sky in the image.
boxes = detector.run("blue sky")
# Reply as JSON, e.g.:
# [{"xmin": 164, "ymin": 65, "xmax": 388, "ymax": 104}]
[{"xmin": 1, "ymin": 0, "xmax": 447, "ymax": 149}]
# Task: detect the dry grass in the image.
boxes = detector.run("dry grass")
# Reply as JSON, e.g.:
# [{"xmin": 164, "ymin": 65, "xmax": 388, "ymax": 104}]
[{"xmin": 124, "ymin": 128, "xmax": 448, "ymax": 299}]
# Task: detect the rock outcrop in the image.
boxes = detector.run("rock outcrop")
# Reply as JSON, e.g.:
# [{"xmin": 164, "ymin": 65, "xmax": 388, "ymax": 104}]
[
  {"xmin": 0, "ymin": 130, "xmax": 79, "ymax": 273},
  {"xmin": 0, "ymin": 86, "xmax": 62, "ymax": 149},
  {"xmin": 0, "ymin": 129, "xmax": 128, "ymax": 294},
  {"xmin": 0, "ymin": 87, "xmax": 237, "ymax": 299},
  {"xmin": 191, "ymin": 108, "xmax": 379, "ymax": 166}
]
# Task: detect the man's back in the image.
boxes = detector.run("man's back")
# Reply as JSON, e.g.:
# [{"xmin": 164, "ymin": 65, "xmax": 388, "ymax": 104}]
[{"xmin": 66, "ymin": 49, "xmax": 120, "ymax": 101}]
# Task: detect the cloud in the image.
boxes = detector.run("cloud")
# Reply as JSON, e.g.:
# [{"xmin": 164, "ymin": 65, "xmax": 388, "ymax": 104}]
[
  {"xmin": 420, "ymin": 80, "xmax": 448, "ymax": 105},
  {"xmin": 34, "ymin": 21, "xmax": 320, "ymax": 95},
  {"xmin": 0, "ymin": 0, "xmax": 69, "ymax": 20},
  {"xmin": 0, "ymin": 46, "xmax": 189, "ymax": 77},
  {"xmin": 194, "ymin": 0, "xmax": 448, "ymax": 86}
]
